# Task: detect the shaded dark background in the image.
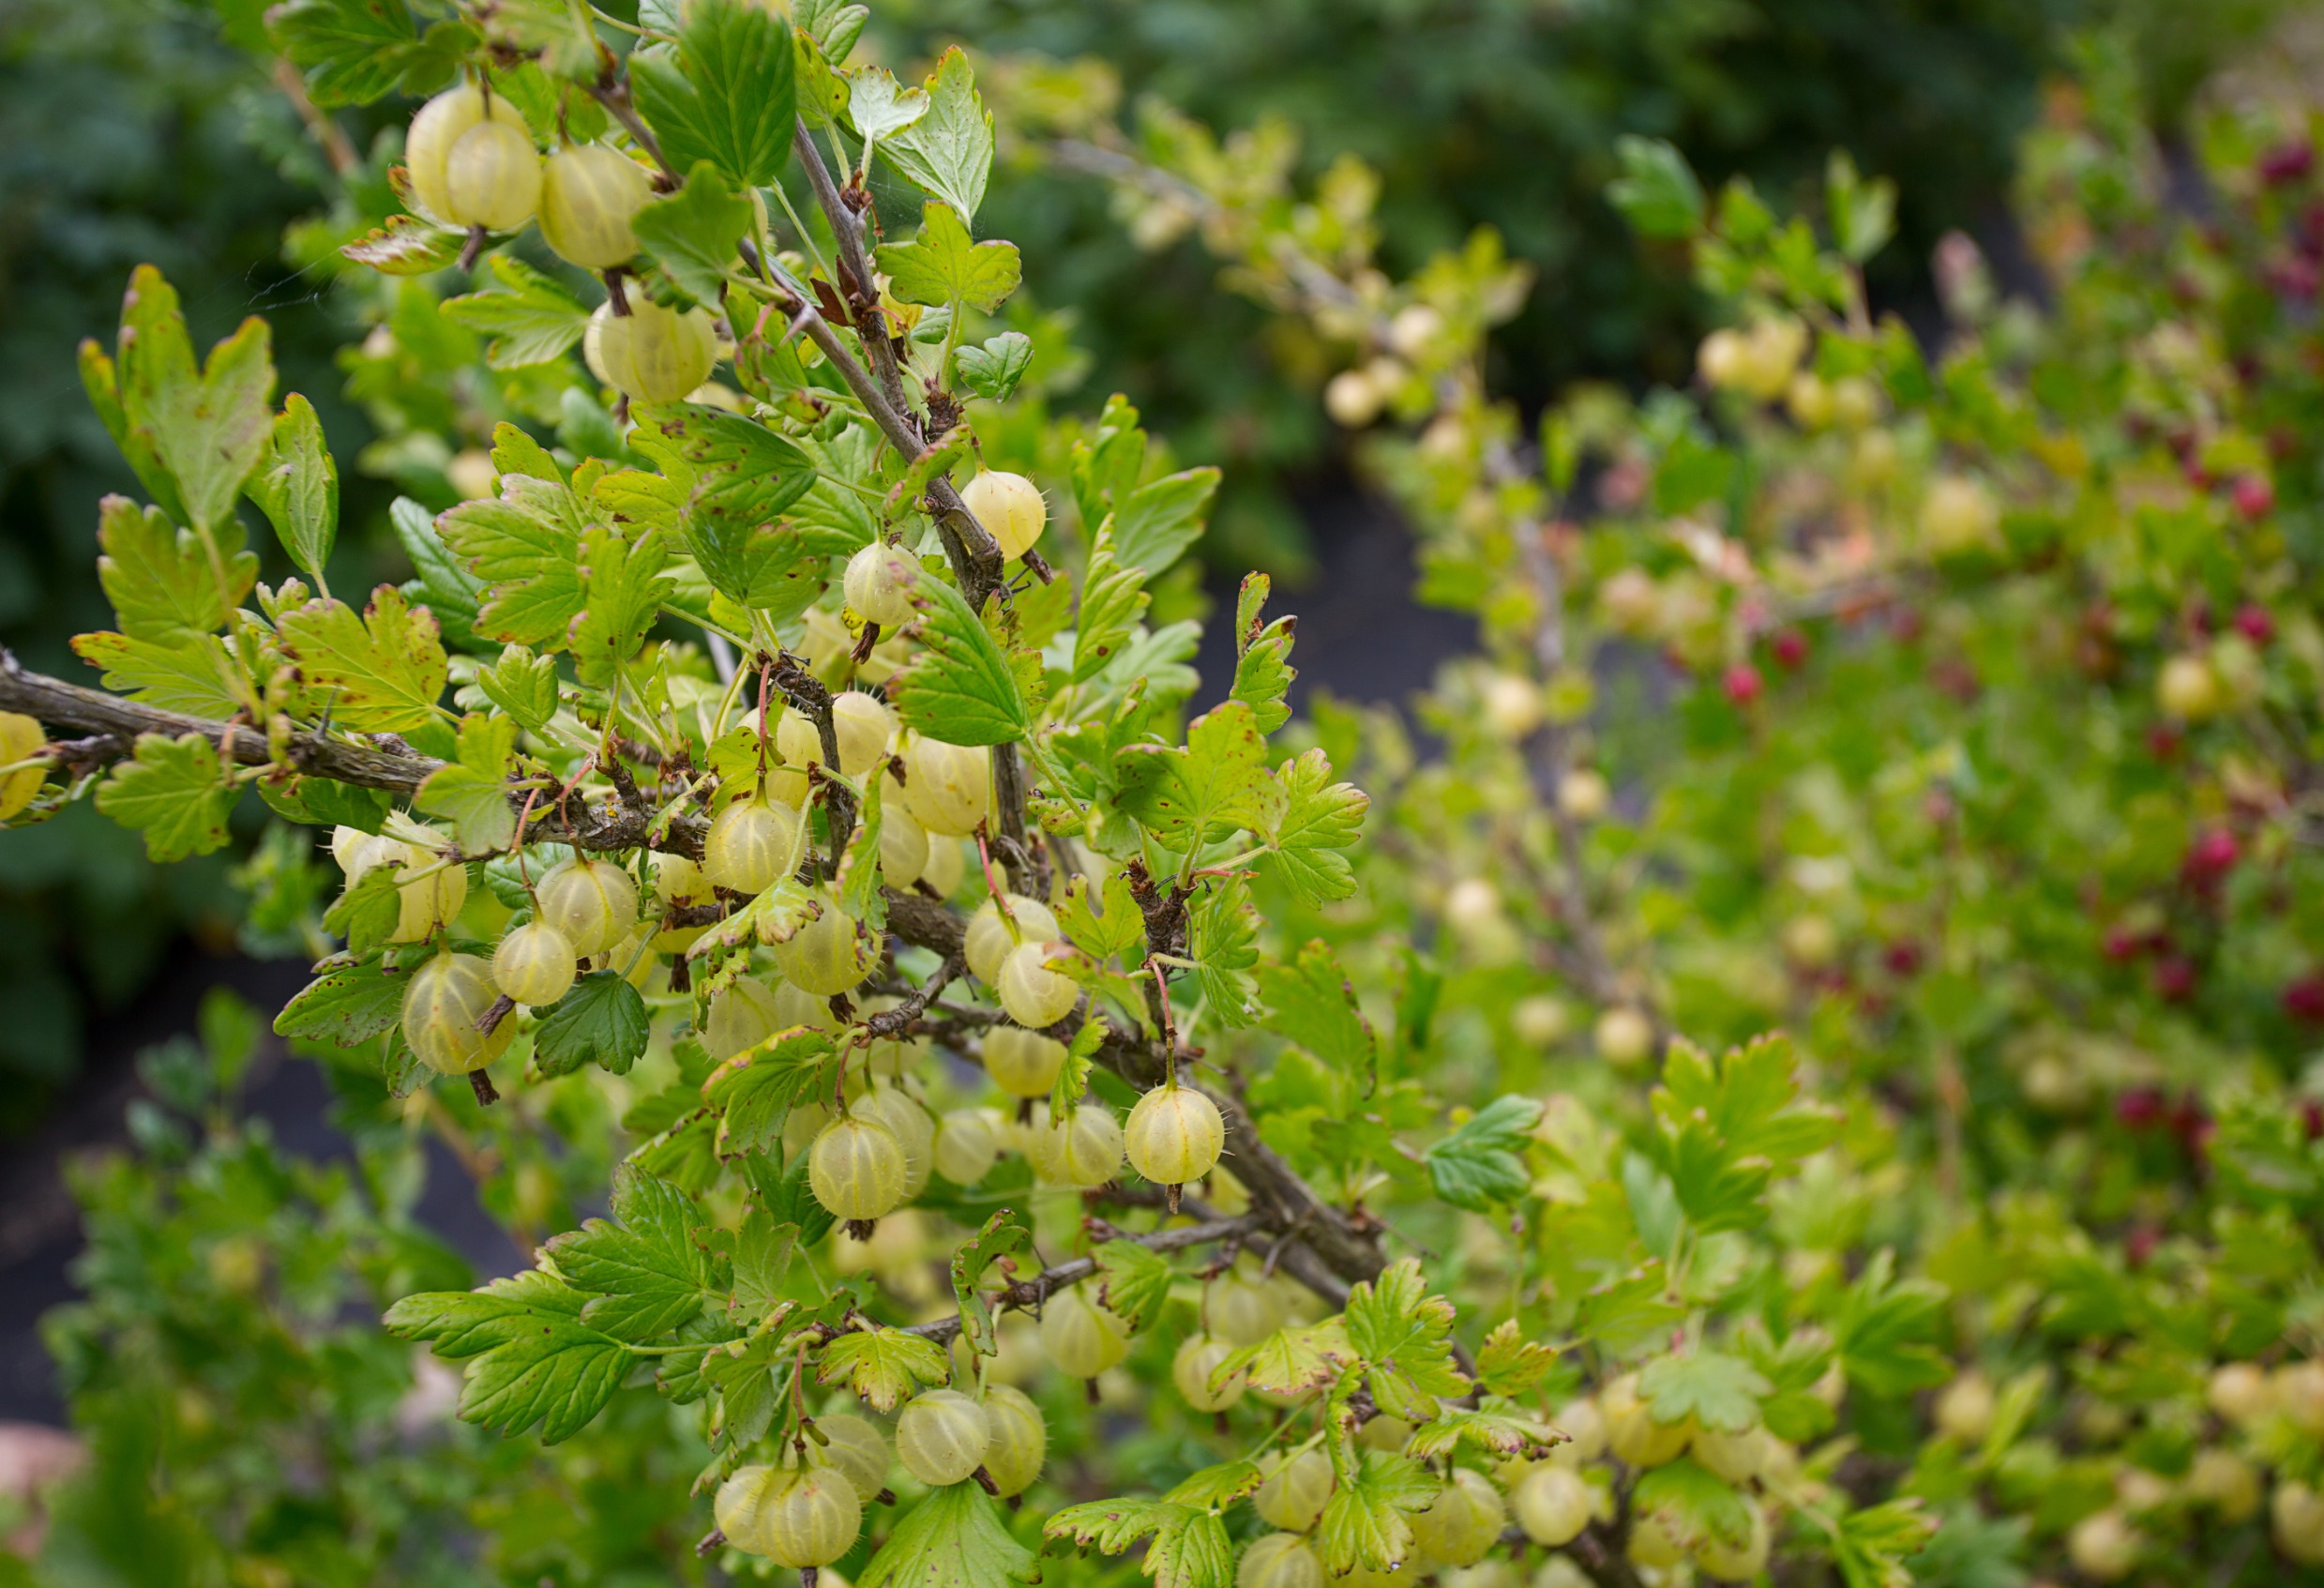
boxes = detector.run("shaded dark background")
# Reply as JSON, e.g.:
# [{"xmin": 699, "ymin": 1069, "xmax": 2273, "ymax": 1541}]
[{"xmin": 0, "ymin": 0, "xmax": 2282, "ymax": 1420}]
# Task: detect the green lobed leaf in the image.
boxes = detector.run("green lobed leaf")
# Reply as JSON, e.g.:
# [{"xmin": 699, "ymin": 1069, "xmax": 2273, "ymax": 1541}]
[
  {"xmin": 440, "ymin": 257, "xmax": 591, "ymax": 371},
  {"xmin": 876, "ymin": 48, "xmax": 993, "ymax": 225},
  {"xmin": 434, "ymin": 463, "xmax": 592, "ymax": 648},
  {"xmin": 1256, "ymin": 940, "xmax": 1377, "ymax": 1096},
  {"xmin": 1638, "ymin": 1350, "xmax": 1772, "ymax": 1434},
  {"xmin": 95, "ymin": 494, "xmax": 251, "ymax": 642},
  {"xmin": 948, "ymin": 1208, "xmax": 1032, "ymax": 1356},
  {"xmin": 384, "ymin": 1269, "xmax": 629, "ymax": 1443},
  {"xmin": 475, "ymin": 642, "xmax": 562, "ymax": 733},
  {"xmin": 246, "ymin": 394, "xmax": 339, "ymax": 584},
  {"xmin": 1425, "ymin": 1095, "xmax": 1544, "ymax": 1212},
  {"xmin": 876, "ymin": 201, "xmax": 1021, "ymax": 314},
  {"xmin": 814, "ymin": 1327, "xmax": 950, "ymax": 1414},
  {"xmin": 277, "ymin": 584, "xmax": 449, "ymax": 732},
  {"xmin": 1185, "ymin": 877, "xmax": 1261, "ymax": 1028},
  {"xmin": 267, "ymin": 0, "xmax": 424, "ymax": 105},
  {"xmin": 1072, "ymin": 536, "xmax": 1149, "ymax": 685},
  {"xmin": 1342, "ymin": 1259, "xmax": 1468, "ymax": 1421},
  {"xmin": 1110, "ymin": 467, "xmax": 1219, "ymax": 577},
  {"xmin": 702, "ymin": 1030, "xmax": 839, "ymax": 1157},
  {"xmin": 534, "ymin": 972, "xmax": 653, "ymax": 1078},
  {"xmin": 114, "ymin": 266, "xmax": 276, "ymax": 535},
  {"xmin": 1045, "ymin": 1499, "xmax": 1232, "ymax": 1588},
  {"xmin": 392, "ymin": 495, "xmax": 484, "ymax": 646},
  {"xmin": 1475, "ymin": 1319, "xmax": 1560, "ymax": 1399},
  {"xmin": 1313, "ymin": 1450, "xmax": 1437, "ymax": 1575},
  {"xmin": 627, "ymin": 0, "xmax": 795, "ymax": 190},
  {"xmin": 70, "ymin": 630, "xmax": 244, "ymax": 718},
  {"xmin": 1258, "ymin": 749, "xmax": 1367, "ymax": 905},
  {"xmin": 1115, "ymin": 701, "xmax": 1280, "ymax": 849},
  {"xmin": 630, "ymin": 161, "xmax": 752, "ymax": 307},
  {"xmin": 954, "ymin": 331, "xmax": 1034, "ymax": 401},
  {"xmin": 864, "ymin": 1481, "xmax": 1037, "ymax": 1588},
  {"xmin": 543, "ymin": 1165, "xmax": 722, "ymax": 1341},
  {"xmin": 1094, "ymin": 1241, "xmax": 1173, "ymax": 1333},
  {"xmin": 272, "ymin": 959, "xmax": 405, "ymax": 1046},
  {"xmin": 1632, "ymin": 1459, "xmax": 1752, "ymax": 1550},
  {"xmin": 892, "ymin": 577, "xmax": 1029, "ymax": 746},
  {"xmin": 414, "ymin": 713, "xmax": 518, "ymax": 854},
  {"xmin": 568, "ymin": 526, "xmax": 673, "ymax": 688},
  {"xmin": 1607, "ymin": 135, "xmax": 1705, "ymax": 239},
  {"xmin": 93, "ymin": 732, "xmax": 237, "ymax": 861},
  {"xmin": 1057, "ymin": 869, "xmax": 1145, "ymax": 961}
]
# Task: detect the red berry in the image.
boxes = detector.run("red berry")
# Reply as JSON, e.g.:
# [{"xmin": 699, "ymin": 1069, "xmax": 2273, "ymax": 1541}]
[
  {"xmin": 2231, "ymin": 475, "xmax": 2274, "ymax": 521},
  {"xmin": 2271, "ymin": 255, "xmax": 2321, "ymax": 301},
  {"xmin": 2183, "ymin": 829, "xmax": 2240, "ymax": 885},
  {"xmin": 2146, "ymin": 725, "xmax": 2182, "ymax": 762},
  {"xmin": 2304, "ymin": 1100, "xmax": 2324, "ymax": 1142},
  {"xmin": 2125, "ymin": 1223, "xmax": 2160, "ymax": 1268},
  {"xmin": 2284, "ymin": 975, "xmax": 2324, "ymax": 1024},
  {"xmin": 2259, "ymin": 139, "xmax": 2316, "ymax": 186},
  {"xmin": 2152, "ymin": 954, "xmax": 2197, "ymax": 1002},
  {"xmin": 2169, "ymin": 1092, "xmax": 2213, "ymax": 1156},
  {"xmin": 1723, "ymin": 663, "xmax": 1763, "ymax": 706},
  {"xmin": 2235, "ymin": 603, "xmax": 2275, "ymax": 644},
  {"xmin": 2103, "ymin": 926, "xmax": 2144, "ymax": 962},
  {"xmin": 1883, "ymin": 939, "xmax": 1924, "ymax": 977},
  {"xmin": 2116, "ymin": 1085, "xmax": 2166, "ymax": 1129},
  {"xmin": 1771, "ymin": 628, "xmax": 1809, "ymax": 670}
]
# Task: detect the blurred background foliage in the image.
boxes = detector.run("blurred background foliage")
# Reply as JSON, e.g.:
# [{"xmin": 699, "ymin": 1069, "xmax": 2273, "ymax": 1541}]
[{"xmin": 0, "ymin": 0, "xmax": 2287, "ymax": 1116}]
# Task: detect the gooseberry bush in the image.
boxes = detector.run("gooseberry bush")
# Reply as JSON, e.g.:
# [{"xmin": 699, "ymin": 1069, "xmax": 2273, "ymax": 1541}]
[{"xmin": 8, "ymin": 5, "xmax": 2324, "ymax": 1588}]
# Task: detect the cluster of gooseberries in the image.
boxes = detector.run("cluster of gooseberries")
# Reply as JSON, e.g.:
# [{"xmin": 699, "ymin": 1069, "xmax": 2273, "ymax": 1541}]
[{"xmin": 714, "ymin": 1392, "xmax": 1047, "ymax": 1570}]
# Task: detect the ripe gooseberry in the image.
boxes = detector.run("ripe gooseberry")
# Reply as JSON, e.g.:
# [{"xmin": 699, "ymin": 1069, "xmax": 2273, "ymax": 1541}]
[
  {"xmin": 702, "ymin": 975, "xmax": 784, "ymax": 1060},
  {"xmin": 1594, "ymin": 1006, "xmax": 1654, "ymax": 1067},
  {"xmin": 1208, "ymin": 1269, "xmax": 1285, "ymax": 1348},
  {"xmin": 1253, "ymin": 1449, "xmax": 1333, "ymax": 1532},
  {"xmin": 1025, "ymin": 1102, "xmax": 1124, "ymax": 1187},
  {"xmin": 998, "ymin": 940, "xmax": 1081, "ymax": 1029},
  {"xmin": 491, "ymin": 919, "xmax": 578, "ymax": 1007},
  {"xmin": 844, "ymin": 541, "xmax": 921, "ymax": 627},
  {"xmin": 895, "ymin": 1388, "xmax": 991, "ymax": 1487},
  {"xmin": 982, "ymin": 1025, "xmax": 1067, "ymax": 1098},
  {"xmin": 535, "ymin": 857, "xmax": 638, "ymax": 958},
  {"xmin": 857, "ymin": 1088, "xmax": 934, "ymax": 1199},
  {"xmin": 879, "ymin": 806, "xmax": 929, "ymax": 888},
  {"xmin": 772, "ymin": 893, "xmax": 874, "ymax": 995},
  {"xmin": 442, "ymin": 120, "xmax": 541, "ymax": 231},
  {"xmin": 1038, "ymin": 1287, "xmax": 1129, "ymax": 1380},
  {"xmin": 1512, "ymin": 1464, "xmax": 1590, "ymax": 1546},
  {"xmin": 1172, "ymin": 1333, "xmax": 1246, "ymax": 1413},
  {"xmin": 1410, "ymin": 1468, "xmax": 1505, "ymax": 1568},
  {"xmin": 805, "ymin": 1413, "xmax": 889, "ymax": 1503},
  {"xmin": 401, "ymin": 951, "xmax": 513, "ymax": 1075},
  {"xmin": 1238, "ymin": 1534, "xmax": 1323, "ymax": 1588},
  {"xmin": 588, "ymin": 299, "xmax": 717, "ymax": 405},
  {"xmin": 405, "ymin": 83, "xmax": 528, "ymax": 222},
  {"xmin": 900, "ymin": 735, "xmax": 991, "ymax": 837},
  {"xmin": 715, "ymin": 1465, "xmax": 860, "ymax": 1568},
  {"xmin": 702, "ymin": 796, "xmax": 799, "ymax": 895},
  {"xmin": 980, "ymin": 1384, "xmax": 1046, "ymax": 1497},
  {"xmin": 0, "ymin": 712, "xmax": 46, "ymax": 819},
  {"xmin": 1124, "ymin": 1084, "xmax": 1226, "ymax": 1186},
  {"xmin": 537, "ymin": 144, "xmax": 651, "ymax": 268},
  {"xmin": 964, "ymin": 893, "xmax": 1063, "ymax": 985},
  {"xmin": 1602, "ymin": 1372, "xmax": 1688, "ymax": 1466},
  {"xmin": 933, "ymin": 1108, "xmax": 1001, "ymax": 1184},
  {"xmin": 958, "ymin": 470, "xmax": 1047, "ymax": 559},
  {"xmin": 807, "ymin": 1114, "xmax": 908, "ymax": 1223}
]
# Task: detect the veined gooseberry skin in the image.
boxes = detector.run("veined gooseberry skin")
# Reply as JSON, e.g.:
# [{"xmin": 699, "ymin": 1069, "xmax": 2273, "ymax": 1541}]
[
  {"xmin": 775, "ymin": 692, "xmax": 895, "ymax": 778},
  {"xmin": 964, "ymin": 893, "xmax": 1063, "ymax": 985},
  {"xmin": 981, "ymin": 1384, "xmax": 1046, "ymax": 1497},
  {"xmin": 716, "ymin": 1465, "xmax": 861, "ymax": 1568},
  {"xmin": 958, "ymin": 470, "xmax": 1047, "ymax": 559},
  {"xmin": 591, "ymin": 298, "xmax": 717, "ymax": 405},
  {"xmin": 1172, "ymin": 1333, "xmax": 1246, "ymax": 1413},
  {"xmin": 537, "ymin": 143, "xmax": 652, "ymax": 268},
  {"xmin": 1238, "ymin": 1533, "xmax": 1323, "ymax": 1588},
  {"xmin": 1691, "ymin": 1423, "xmax": 1767, "ymax": 1484},
  {"xmin": 772, "ymin": 894, "xmax": 874, "ymax": 995},
  {"xmin": 1208, "ymin": 1270, "xmax": 1286, "ymax": 1349},
  {"xmin": 844, "ymin": 541, "xmax": 920, "ymax": 626},
  {"xmin": 933, "ymin": 1108, "xmax": 1002, "ymax": 1184},
  {"xmin": 1026, "ymin": 1101, "xmax": 1124, "ymax": 1188},
  {"xmin": 807, "ymin": 1413, "xmax": 890, "ymax": 1503},
  {"xmin": 1125, "ymin": 1085, "xmax": 1226, "ymax": 1185},
  {"xmin": 702, "ymin": 975, "xmax": 784, "ymax": 1060},
  {"xmin": 535, "ymin": 857, "xmax": 639, "ymax": 957},
  {"xmin": 702, "ymin": 797, "xmax": 799, "ymax": 894},
  {"xmin": 491, "ymin": 919, "xmax": 578, "ymax": 1006},
  {"xmin": 920, "ymin": 832, "xmax": 966, "ymax": 898},
  {"xmin": 0, "ymin": 712, "xmax": 46, "ymax": 819},
  {"xmin": 400, "ymin": 951, "xmax": 514, "ymax": 1075},
  {"xmin": 1549, "ymin": 1397, "xmax": 1607, "ymax": 1465},
  {"xmin": 807, "ymin": 1114, "xmax": 908, "ymax": 1222},
  {"xmin": 901, "ymin": 734, "xmax": 991, "ymax": 836},
  {"xmin": 1253, "ymin": 1449, "xmax": 1334, "ymax": 1533},
  {"xmin": 405, "ymin": 83, "xmax": 529, "ymax": 222},
  {"xmin": 389, "ymin": 844, "xmax": 469, "ymax": 943},
  {"xmin": 858, "ymin": 1088, "xmax": 934, "ymax": 1198},
  {"xmin": 879, "ymin": 806, "xmax": 929, "ymax": 888},
  {"xmin": 895, "ymin": 1388, "xmax": 992, "ymax": 1487},
  {"xmin": 774, "ymin": 979, "xmax": 839, "ymax": 1035},
  {"xmin": 1512, "ymin": 1465, "xmax": 1591, "ymax": 1547},
  {"xmin": 650, "ymin": 854, "xmax": 713, "ymax": 951},
  {"xmin": 982, "ymin": 1025, "xmax": 1067, "ymax": 1099},
  {"xmin": 999, "ymin": 940, "xmax": 1082, "ymax": 1029},
  {"xmin": 1038, "ymin": 1286, "xmax": 1129, "ymax": 1379},
  {"xmin": 443, "ymin": 120, "xmax": 541, "ymax": 231},
  {"xmin": 1410, "ymin": 1468, "xmax": 1505, "ymax": 1568}
]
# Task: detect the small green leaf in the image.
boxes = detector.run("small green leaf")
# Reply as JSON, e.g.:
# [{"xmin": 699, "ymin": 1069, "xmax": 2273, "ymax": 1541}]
[
  {"xmin": 1095, "ymin": 1242, "xmax": 1173, "ymax": 1333},
  {"xmin": 475, "ymin": 642, "xmax": 562, "ymax": 732},
  {"xmin": 1072, "ymin": 537, "xmax": 1148, "ymax": 685},
  {"xmin": 877, "ymin": 201, "xmax": 1021, "ymax": 314},
  {"xmin": 631, "ymin": 160, "xmax": 752, "ymax": 306},
  {"xmin": 1607, "ymin": 136, "xmax": 1705, "ymax": 239},
  {"xmin": 892, "ymin": 578, "xmax": 1029, "ymax": 746},
  {"xmin": 95, "ymin": 493, "xmax": 252, "ymax": 641},
  {"xmin": 847, "ymin": 65, "xmax": 929, "ymax": 142},
  {"xmin": 949, "ymin": 1208, "xmax": 1032, "ymax": 1356},
  {"xmin": 568, "ymin": 526, "xmax": 673, "ymax": 688},
  {"xmin": 542, "ymin": 1165, "xmax": 719, "ymax": 1339},
  {"xmin": 1115, "ymin": 701, "xmax": 1279, "ymax": 848},
  {"xmin": 1257, "ymin": 940, "xmax": 1376, "ymax": 1096},
  {"xmin": 277, "ymin": 584, "xmax": 449, "ymax": 732},
  {"xmin": 1259, "ymin": 749, "xmax": 1367, "ymax": 905},
  {"xmin": 340, "ymin": 215, "xmax": 463, "ymax": 275},
  {"xmin": 70, "ymin": 630, "xmax": 244, "ymax": 718},
  {"xmin": 247, "ymin": 394, "xmax": 339, "ymax": 584},
  {"xmin": 1476, "ymin": 1320, "xmax": 1560, "ymax": 1399},
  {"xmin": 1185, "ymin": 879, "xmax": 1261, "ymax": 1029},
  {"xmin": 1426, "ymin": 1096, "xmax": 1544, "ymax": 1213},
  {"xmin": 1110, "ymin": 467, "xmax": 1218, "ymax": 577},
  {"xmin": 114, "ymin": 266, "xmax": 276, "ymax": 535},
  {"xmin": 415, "ymin": 713, "xmax": 519, "ymax": 854},
  {"xmin": 94, "ymin": 732, "xmax": 236, "ymax": 861},
  {"xmin": 273, "ymin": 958, "xmax": 405, "ymax": 1046},
  {"xmin": 1313, "ymin": 1451, "xmax": 1437, "ymax": 1575},
  {"xmin": 268, "ymin": 0, "xmax": 424, "ymax": 105},
  {"xmin": 434, "ymin": 466, "xmax": 591, "ymax": 648},
  {"xmin": 1638, "ymin": 1350, "xmax": 1771, "ymax": 1434},
  {"xmin": 1161, "ymin": 1460, "xmax": 1263, "ymax": 1509},
  {"xmin": 534, "ymin": 972, "xmax": 652, "ymax": 1077},
  {"xmin": 702, "ymin": 1030, "xmax": 840, "ymax": 1157},
  {"xmin": 1046, "ymin": 1498, "xmax": 1232, "ymax": 1588},
  {"xmin": 392, "ymin": 495, "xmax": 484, "ymax": 645},
  {"xmin": 1057, "ymin": 869, "xmax": 1145, "ymax": 961},
  {"xmin": 441, "ymin": 256, "xmax": 591, "ymax": 370},
  {"xmin": 1049, "ymin": 1021, "xmax": 1100, "ymax": 1119},
  {"xmin": 1343, "ymin": 1259, "xmax": 1468, "ymax": 1421},
  {"xmin": 257, "ymin": 773, "xmax": 390, "ymax": 834},
  {"xmin": 954, "ymin": 331, "xmax": 1034, "ymax": 401},
  {"xmin": 816, "ymin": 1326, "xmax": 950, "ymax": 1413}
]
